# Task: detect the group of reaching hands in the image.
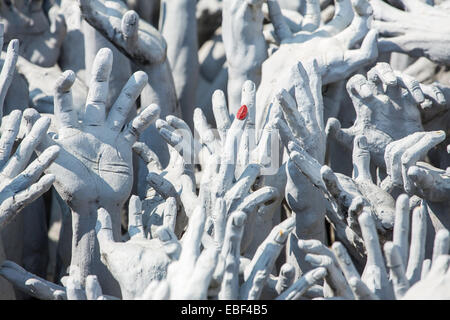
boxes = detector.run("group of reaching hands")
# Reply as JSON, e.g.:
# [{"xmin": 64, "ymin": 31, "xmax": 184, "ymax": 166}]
[{"xmin": 0, "ymin": 0, "xmax": 448, "ymax": 300}]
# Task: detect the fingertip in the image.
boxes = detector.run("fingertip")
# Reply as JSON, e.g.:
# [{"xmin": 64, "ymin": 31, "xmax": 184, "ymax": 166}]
[{"xmin": 122, "ymin": 10, "xmax": 139, "ymax": 38}]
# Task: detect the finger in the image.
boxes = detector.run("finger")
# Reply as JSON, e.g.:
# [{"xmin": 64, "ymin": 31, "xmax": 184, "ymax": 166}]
[
  {"xmin": 420, "ymin": 259, "xmax": 431, "ymax": 280},
  {"xmin": 346, "ymin": 74, "xmax": 375, "ymax": 100},
  {"xmin": 225, "ymin": 163, "xmax": 261, "ymax": 213},
  {"xmin": 128, "ymin": 195, "xmax": 145, "ymax": 240},
  {"xmin": 190, "ymin": 247, "xmax": 219, "ymax": 299},
  {"xmin": 325, "ymin": 118, "xmax": 355, "ymax": 149},
  {"xmin": 420, "ymin": 82, "xmax": 446, "ymax": 106},
  {"xmin": 320, "ymin": 0, "xmax": 353, "ymax": 35},
  {"xmin": 6, "ymin": 145, "xmax": 59, "ymax": 193},
  {"xmin": 429, "ymin": 255, "xmax": 450, "ymax": 277},
  {"xmin": 288, "ymin": 143, "xmax": 327, "ymax": 193},
  {"xmin": 406, "ymin": 204, "xmax": 427, "ymax": 285},
  {"xmin": 215, "ymin": 111, "xmax": 247, "ymax": 196},
  {"xmin": 54, "ymin": 70, "xmax": 78, "ymax": 129},
  {"xmin": 273, "ymin": 116, "xmax": 298, "ymax": 152},
  {"xmin": 332, "ymin": 242, "xmax": 360, "ymax": 280},
  {"xmin": 384, "ymin": 132, "xmax": 426, "ymax": 187},
  {"xmin": 333, "ymin": 0, "xmax": 372, "ymax": 48},
  {"xmin": 320, "ymin": 164, "xmax": 344, "ymax": 199},
  {"xmin": 121, "ymin": 10, "xmax": 139, "ymax": 45},
  {"xmin": 0, "ymin": 110, "xmax": 21, "ymax": 168},
  {"xmin": 432, "ymin": 229, "xmax": 450, "ymax": 265},
  {"xmin": 0, "ymin": 39, "xmax": 19, "ymax": 118},
  {"xmin": 241, "ymin": 80, "xmax": 256, "ymax": 129},
  {"xmin": 212, "ymin": 90, "xmax": 231, "ymax": 144},
  {"xmin": 298, "ymin": 239, "xmax": 333, "ymax": 257},
  {"xmin": 155, "ymin": 226, "xmax": 182, "ymax": 261},
  {"xmin": 179, "ymin": 174, "xmax": 197, "ymax": 218},
  {"xmin": 384, "ymin": 242, "xmax": 409, "ymax": 299},
  {"xmin": 348, "ymin": 277, "xmax": 378, "ymax": 300},
  {"xmin": 163, "ymin": 196, "xmax": 178, "ymax": 232},
  {"xmin": 180, "ymin": 205, "xmax": 207, "ymax": 266},
  {"xmin": 85, "ymin": 275, "xmax": 103, "ymax": 300},
  {"xmin": 0, "ymin": 174, "xmax": 55, "ymax": 228},
  {"xmin": 305, "ymin": 253, "xmax": 353, "ymax": 298},
  {"xmin": 66, "ymin": 276, "xmax": 86, "ymax": 300},
  {"xmin": 292, "ymin": 61, "xmax": 319, "ymax": 131},
  {"xmin": 371, "ymin": 20, "xmax": 406, "ymax": 37},
  {"xmin": 84, "ymin": 48, "xmax": 113, "ymax": 126},
  {"xmin": 194, "ymin": 108, "xmax": 217, "ymax": 155},
  {"xmin": 352, "ymin": 135, "xmax": 372, "ymax": 182},
  {"xmin": 219, "ymin": 211, "xmax": 247, "ymax": 300},
  {"xmin": 302, "ymin": 0, "xmax": 321, "ymax": 32},
  {"xmin": 1, "ymin": 117, "xmax": 51, "ymax": 178},
  {"xmin": 157, "ymin": 120, "xmax": 192, "ymax": 161},
  {"xmin": 304, "ymin": 59, "xmax": 324, "ymax": 132},
  {"xmin": 132, "ymin": 141, "xmax": 163, "ymax": 172},
  {"xmin": 122, "ymin": 104, "xmax": 160, "ymax": 145},
  {"xmin": 358, "ymin": 211, "xmax": 386, "ymax": 271},
  {"xmin": 339, "ymin": 30, "xmax": 378, "ymax": 80},
  {"xmin": 0, "ymin": 260, "xmax": 66, "ymax": 300},
  {"xmin": 267, "ymin": 0, "xmax": 293, "ymax": 42},
  {"xmin": 396, "ymin": 73, "xmax": 425, "ymax": 105},
  {"xmin": 275, "ymin": 89, "xmax": 308, "ymax": 140},
  {"xmin": 275, "ymin": 263, "xmax": 296, "ymax": 294},
  {"xmin": 378, "ymin": 35, "xmax": 414, "ymax": 56},
  {"xmin": 146, "ymin": 172, "xmax": 178, "ymax": 199},
  {"xmin": 393, "ymin": 194, "xmax": 410, "ymax": 267},
  {"xmin": 95, "ymin": 207, "xmax": 115, "ymax": 254},
  {"xmin": 107, "ymin": 71, "xmax": 148, "ymax": 131},
  {"xmin": 22, "ymin": 109, "xmax": 55, "ymax": 153},
  {"xmin": 235, "ymin": 186, "xmax": 279, "ymax": 215},
  {"xmin": 401, "ymin": 131, "xmax": 446, "ymax": 194},
  {"xmin": 276, "ymin": 267, "xmax": 327, "ymax": 300}
]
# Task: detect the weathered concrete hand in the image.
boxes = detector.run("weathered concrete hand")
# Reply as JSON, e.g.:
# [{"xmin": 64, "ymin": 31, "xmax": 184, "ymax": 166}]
[
  {"xmin": 326, "ymin": 62, "xmax": 426, "ymax": 168},
  {"xmin": 27, "ymin": 48, "xmax": 160, "ymax": 293},
  {"xmin": 371, "ymin": 0, "xmax": 450, "ymax": 65},
  {"xmin": 257, "ymin": 0, "xmax": 378, "ymax": 134},
  {"xmin": 0, "ymin": 0, "xmax": 66, "ymax": 67},
  {"xmin": 0, "ymin": 37, "xmax": 58, "ymax": 228},
  {"xmin": 332, "ymin": 197, "xmax": 438, "ymax": 300},
  {"xmin": 273, "ymin": 60, "xmax": 330, "ymax": 274},
  {"xmin": 140, "ymin": 205, "xmax": 219, "ymax": 300},
  {"xmin": 95, "ymin": 207, "xmax": 172, "ymax": 299},
  {"xmin": 382, "ymin": 131, "xmax": 446, "ymax": 196},
  {"xmin": 321, "ymin": 135, "xmax": 396, "ymax": 241}
]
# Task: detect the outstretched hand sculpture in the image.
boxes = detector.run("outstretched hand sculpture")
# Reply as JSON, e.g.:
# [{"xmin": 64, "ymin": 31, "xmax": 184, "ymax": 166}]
[{"xmin": 27, "ymin": 48, "xmax": 160, "ymax": 295}]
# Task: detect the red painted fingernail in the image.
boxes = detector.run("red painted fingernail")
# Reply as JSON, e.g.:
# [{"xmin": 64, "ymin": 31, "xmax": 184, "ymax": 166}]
[{"xmin": 236, "ymin": 105, "xmax": 248, "ymax": 120}]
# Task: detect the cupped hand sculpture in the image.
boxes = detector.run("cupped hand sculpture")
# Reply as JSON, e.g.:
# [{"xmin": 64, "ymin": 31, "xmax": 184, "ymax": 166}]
[{"xmin": 27, "ymin": 47, "xmax": 160, "ymax": 294}]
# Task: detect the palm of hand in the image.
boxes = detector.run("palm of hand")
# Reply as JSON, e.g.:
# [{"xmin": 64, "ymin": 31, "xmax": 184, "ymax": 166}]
[
  {"xmin": 51, "ymin": 126, "xmax": 133, "ymax": 210},
  {"xmin": 354, "ymin": 89, "xmax": 422, "ymax": 142}
]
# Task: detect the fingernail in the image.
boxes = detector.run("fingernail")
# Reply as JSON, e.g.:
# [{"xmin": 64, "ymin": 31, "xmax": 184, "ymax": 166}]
[{"xmin": 236, "ymin": 105, "xmax": 248, "ymax": 120}]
